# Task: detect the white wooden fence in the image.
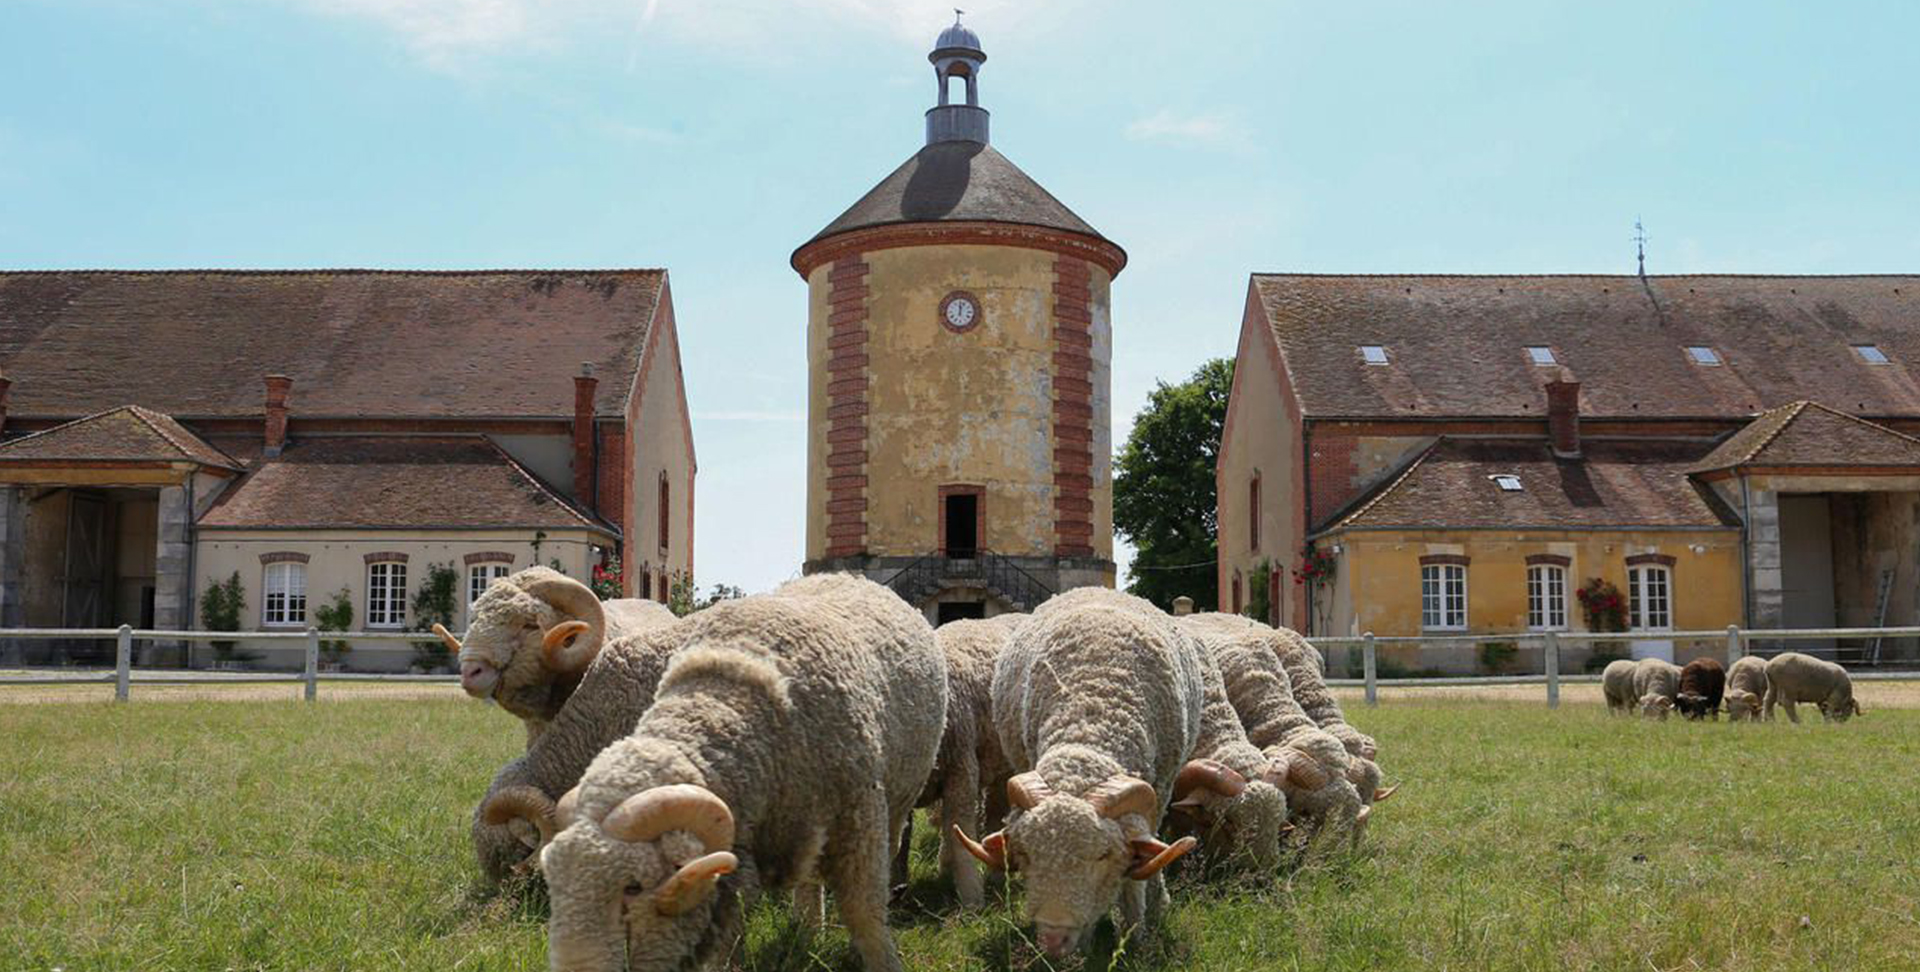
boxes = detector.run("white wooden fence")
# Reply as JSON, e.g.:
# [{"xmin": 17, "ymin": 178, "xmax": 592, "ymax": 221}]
[{"xmin": 1, "ymin": 623, "xmax": 1915, "ymax": 705}]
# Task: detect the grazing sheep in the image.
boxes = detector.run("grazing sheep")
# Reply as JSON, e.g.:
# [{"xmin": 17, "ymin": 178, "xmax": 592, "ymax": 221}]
[
  {"xmin": 434, "ymin": 566, "xmax": 677, "ymax": 744},
  {"xmin": 1272, "ymin": 627, "xmax": 1378, "ymax": 764},
  {"xmin": 1763, "ymin": 652, "xmax": 1862, "ymax": 723},
  {"xmin": 1676, "ymin": 657, "xmax": 1727, "ymax": 721},
  {"xmin": 1176, "ymin": 613, "xmax": 1369, "ymax": 856},
  {"xmin": 472, "ymin": 616, "xmax": 688, "ymax": 885},
  {"xmin": 904, "ymin": 613, "xmax": 1023, "ymax": 908},
  {"xmin": 958, "ymin": 587, "xmax": 1210, "ymax": 961},
  {"xmin": 1601, "ymin": 659, "xmax": 1638, "ymax": 715},
  {"xmin": 539, "ymin": 573, "xmax": 946, "ymax": 972},
  {"xmin": 1724, "ymin": 655, "xmax": 1769, "ymax": 722},
  {"xmin": 1631, "ymin": 658, "xmax": 1681, "ymax": 719}
]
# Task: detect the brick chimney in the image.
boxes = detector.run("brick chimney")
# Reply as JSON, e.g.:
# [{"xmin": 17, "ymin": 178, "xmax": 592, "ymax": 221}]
[
  {"xmin": 573, "ymin": 363, "xmax": 598, "ymax": 512},
  {"xmin": 263, "ymin": 374, "xmax": 293, "ymax": 457},
  {"xmin": 1546, "ymin": 379, "xmax": 1581, "ymax": 458},
  {"xmin": 0, "ymin": 373, "xmax": 11, "ymax": 438}
]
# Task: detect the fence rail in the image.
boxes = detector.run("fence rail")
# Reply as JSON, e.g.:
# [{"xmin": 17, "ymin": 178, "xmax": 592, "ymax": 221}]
[{"xmin": 3, "ymin": 623, "xmax": 1917, "ymax": 706}]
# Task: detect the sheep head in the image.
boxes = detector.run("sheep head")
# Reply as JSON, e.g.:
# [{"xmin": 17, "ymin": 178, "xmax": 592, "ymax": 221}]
[
  {"xmin": 1724, "ymin": 689, "xmax": 1760, "ymax": 721},
  {"xmin": 456, "ymin": 567, "xmax": 606, "ymax": 722},
  {"xmin": 1169, "ymin": 758, "xmax": 1288, "ymax": 871},
  {"xmin": 541, "ymin": 783, "xmax": 738, "ymax": 972},
  {"xmin": 957, "ymin": 771, "xmax": 1195, "ymax": 960},
  {"xmin": 1639, "ymin": 694, "xmax": 1674, "ymax": 719}
]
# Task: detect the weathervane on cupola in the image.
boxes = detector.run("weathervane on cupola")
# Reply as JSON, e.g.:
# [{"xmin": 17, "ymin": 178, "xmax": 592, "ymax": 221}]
[{"xmin": 926, "ymin": 10, "xmax": 989, "ymax": 145}]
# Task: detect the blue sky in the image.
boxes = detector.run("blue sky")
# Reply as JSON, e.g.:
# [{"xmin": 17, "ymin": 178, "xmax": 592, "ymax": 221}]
[{"xmin": 5, "ymin": 0, "xmax": 1917, "ymax": 595}]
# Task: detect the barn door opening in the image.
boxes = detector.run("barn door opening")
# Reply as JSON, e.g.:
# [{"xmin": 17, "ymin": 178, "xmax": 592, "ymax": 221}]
[{"xmin": 940, "ymin": 486, "xmax": 982, "ymax": 560}]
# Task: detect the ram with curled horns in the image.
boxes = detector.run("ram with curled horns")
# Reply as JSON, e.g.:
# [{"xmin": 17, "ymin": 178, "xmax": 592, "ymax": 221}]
[
  {"xmin": 956, "ymin": 588, "xmax": 1214, "ymax": 960},
  {"xmin": 432, "ymin": 565, "xmax": 676, "ymax": 744}
]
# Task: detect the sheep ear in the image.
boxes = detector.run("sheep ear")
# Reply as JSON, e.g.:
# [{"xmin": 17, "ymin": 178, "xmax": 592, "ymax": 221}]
[{"xmin": 541, "ymin": 621, "xmax": 594, "ymax": 669}]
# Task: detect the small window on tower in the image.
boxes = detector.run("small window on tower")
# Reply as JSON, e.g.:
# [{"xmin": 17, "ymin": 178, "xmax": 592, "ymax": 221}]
[
  {"xmin": 1360, "ymin": 345, "xmax": 1389, "ymax": 365},
  {"xmin": 1525, "ymin": 346, "xmax": 1556, "ymax": 366}
]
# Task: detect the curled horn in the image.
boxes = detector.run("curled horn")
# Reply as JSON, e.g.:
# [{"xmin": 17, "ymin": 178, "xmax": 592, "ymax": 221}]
[
  {"xmin": 1373, "ymin": 784, "xmax": 1399, "ymax": 804},
  {"xmin": 653, "ymin": 851, "xmax": 738, "ymax": 916},
  {"xmin": 430, "ymin": 623, "xmax": 463, "ymax": 656},
  {"xmin": 541, "ymin": 621, "xmax": 594, "ymax": 666},
  {"xmin": 603, "ymin": 784, "xmax": 735, "ymax": 852},
  {"xmin": 524, "ymin": 572, "xmax": 607, "ymax": 674},
  {"xmin": 1086, "ymin": 776, "xmax": 1159, "ymax": 825},
  {"xmin": 480, "ymin": 785, "xmax": 559, "ymax": 846},
  {"xmin": 1172, "ymin": 759, "xmax": 1247, "ymax": 803},
  {"xmin": 1007, "ymin": 772, "xmax": 1056, "ymax": 811},
  {"xmin": 952, "ymin": 825, "xmax": 1008, "ymax": 871},
  {"xmin": 1263, "ymin": 749, "xmax": 1328, "ymax": 793},
  {"xmin": 1126, "ymin": 835, "xmax": 1197, "ymax": 880}
]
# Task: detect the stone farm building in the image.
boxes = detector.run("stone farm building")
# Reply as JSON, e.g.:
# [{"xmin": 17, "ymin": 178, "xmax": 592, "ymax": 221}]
[
  {"xmin": 1219, "ymin": 273, "xmax": 1920, "ymax": 672},
  {"xmin": 0, "ymin": 270, "xmax": 693, "ymax": 669}
]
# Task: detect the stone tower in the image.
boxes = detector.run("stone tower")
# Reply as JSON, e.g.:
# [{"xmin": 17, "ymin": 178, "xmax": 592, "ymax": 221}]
[{"xmin": 792, "ymin": 18, "xmax": 1126, "ymax": 624}]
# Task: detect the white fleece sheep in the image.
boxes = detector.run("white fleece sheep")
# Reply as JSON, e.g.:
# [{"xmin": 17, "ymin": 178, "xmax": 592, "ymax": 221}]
[
  {"xmin": 1763, "ymin": 652, "xmax": 1862, "ymax": 723},
  {"xmin": 1601, "ymin": 659, "xmax": 1638, "ymax": 715},
  {"xmin": 962, "ymin": 587, "xmax": 1210, "ymax": 961},
  {"xmin": 472, "ymin": 615, "xmax": 688, "ymax": 885},
  {"xmin": 1724, "ymin": 655, "xmax": 1769, "ymax": 722},
  {"xmin": 1271, "ymin": 626, "xmax": 1379, "ymax": 764},
  {"xmin": 1178, "ymin": 613, "xmax": 1372, "ymax": 852},
  {"xmin": 437, "ymin": 565, "xmax": 677, "ymax": 744},
  {"xmin": 539, "ymin": 573, "xmax": 946, "ymax": 972},
  {"xmin": 1631, "ymin": 658, "xmax": 1681, "ymax": 719}
]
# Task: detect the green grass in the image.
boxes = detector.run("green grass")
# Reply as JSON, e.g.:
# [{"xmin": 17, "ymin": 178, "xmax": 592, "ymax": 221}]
[{"xmin": 3, "ymin": 696, "xmax": 1917, "ymax": 971}]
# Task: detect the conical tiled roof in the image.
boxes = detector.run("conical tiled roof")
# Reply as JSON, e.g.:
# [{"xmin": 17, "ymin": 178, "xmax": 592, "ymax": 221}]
[{"xmin": 802, "ymin": 141, "xmax": 1111, "ymax": 248}]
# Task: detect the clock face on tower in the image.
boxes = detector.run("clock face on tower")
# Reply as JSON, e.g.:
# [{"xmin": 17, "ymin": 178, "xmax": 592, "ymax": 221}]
[{"xmin": 939, "ymin": 291, "xmax": 981, "ymax": 333}]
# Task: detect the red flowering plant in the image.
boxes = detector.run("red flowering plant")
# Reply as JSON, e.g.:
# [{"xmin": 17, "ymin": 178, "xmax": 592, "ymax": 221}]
[
  {"xmin": 1575, "ymin": 577, "xmax": 1627, "ymax": 632},
  {"xmin": 590, "ymin": 557, "xmax": 624, "ymax": 601},
  {"xmin": 1292, "ymin": 545, "xmax": 1337, "ymax": 588}
]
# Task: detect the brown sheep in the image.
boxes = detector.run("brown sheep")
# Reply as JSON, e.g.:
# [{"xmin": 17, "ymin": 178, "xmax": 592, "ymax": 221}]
[{"xmin": 1675, "ymin": 657, "xmax": 1726, "ymax": 721}]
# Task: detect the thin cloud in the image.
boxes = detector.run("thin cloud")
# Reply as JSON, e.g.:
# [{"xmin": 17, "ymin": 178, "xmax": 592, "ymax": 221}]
[{"xmin": 1124, "ymin": 110, "xmax": 1252, "ymax": 150}]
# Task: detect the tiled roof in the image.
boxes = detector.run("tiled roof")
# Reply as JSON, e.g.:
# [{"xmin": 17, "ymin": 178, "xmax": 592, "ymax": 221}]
[
  {"xmin": 1321, "ymin": 438, "xmax": 1739, "ymax": 533},
  {"xmin": 196, "ymin": 436, "xmax": 614, "ymax": 533},
  {"xmin": 1252, "ymin": 274, "xmax": 1920, "ymax": 420},
  {"xmin": 0, "ymin": 405, "xmax": 237, "ymax": 469},
  {"xmin": 804, "ymin": 141, "xmax": 1110, "ymax": 246},
  {"xmin": 1689, "ymin": 401, "xmax": 1920, "ymax": 474},
  {"xmin": 0, "ymin": 270, "xmax": 663, "ymax": 419}
]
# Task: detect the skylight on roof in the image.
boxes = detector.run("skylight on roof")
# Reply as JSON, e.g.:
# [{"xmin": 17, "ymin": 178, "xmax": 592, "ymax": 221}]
[
  {"xmin": 1360, "ymin": 345, "xmax": 1389, "ymax": 365},
  {"xmin": 1525, "ymin": 346, "xmax": 1556, "ymax": 366},
  {"xmin": 1854, "ymin": 344, "xmax": 1891, "ymax": 365},
  {"xmin": 1490, "ymin": 474, "xmax": 1524, "ymax": 492},
  {"xmin": 1686, "ymin": 346, "xmax": 1721, "ymax": 365}
]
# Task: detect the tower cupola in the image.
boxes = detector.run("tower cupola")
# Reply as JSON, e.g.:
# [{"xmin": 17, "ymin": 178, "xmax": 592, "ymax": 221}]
[{"xmin": 926, "ymin": 13, "xmax": 988, "ymax": 145}]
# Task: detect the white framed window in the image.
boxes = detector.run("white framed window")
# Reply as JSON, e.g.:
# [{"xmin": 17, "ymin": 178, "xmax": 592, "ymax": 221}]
[
  {"xmin": 1628, "ymin": 564, "xmax": 1673, "ymax": 630},
  {"xmin": 1420, "ymin": 562, "xmax": 1467, "ymax": 630},
  {"xmin": 1685, "ymin": 345, "xmax": 1721, "ymax": 365},
  {"xmin": 1360, "ymin": 345, "xmax": 1390, "ymax": 365},
  {"xmin": 469, "ymin": 563, "xmax": 511, "ymax": 609},
  {"xmin": 1527, "ymin": 564, "xmax": 1568, "ymax": 630},
  {"xmin": 366, "ymin": 561, "xmax": 408, "ymax": 629},
  {"xmin": 1525, "ymin": 346, "xmax": 1556, "ymax": 366},
  {"xmin": 262, "ymin": 562, "xmax": 307, "ymax": 627}
]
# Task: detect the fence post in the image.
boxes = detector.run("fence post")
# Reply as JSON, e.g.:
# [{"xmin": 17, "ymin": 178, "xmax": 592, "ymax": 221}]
[
  {"xmin": 1362, "ymin": 632, "xmax": 1378, "ymax": 707},
  {"xmin": 115, "ymin": 624, "xmax": 132, "ymax": 702},
  {"xmin": 304, "ymin": 626, "xmax": 319, "ymax": 702},
  {"xmin": 1726, "ymin": 624, "xmax": 1742, "ymax": 666},
  {"xmin": 1544, "ymin": 631, "xmax": 1560, "ymax": 709}
]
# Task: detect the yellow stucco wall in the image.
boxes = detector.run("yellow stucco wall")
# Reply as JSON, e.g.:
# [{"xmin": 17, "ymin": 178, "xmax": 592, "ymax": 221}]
[
  {"xmin": 1329, "ymin": 529, "xmax": 1743, "ymax": 639},
  {"xmin": 805, "ymin": 243, "xmax": 1112, "ymax": 562}
]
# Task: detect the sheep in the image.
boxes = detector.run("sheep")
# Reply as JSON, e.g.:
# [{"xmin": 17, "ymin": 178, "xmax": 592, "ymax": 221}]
[
  {"xmin": 1174, "ymin": 613, "xmax": 1371, "ymax": 858},
  {"xmin": 538, "ymin": 573, "xmax": 946, "ymax": 972},
  {"xmin": 1630, "ymin": 658, "xmax": 1682, "ymax": 719},
  {"xmin": 433, "ymin": 565, "xmax": 678, "ymax": 744},
  {"xmin": 471, "ymin": 615, "xmax": 688, "ymax": 885},
  {"xmin": 899, "ymin": 613, "xmax": 1023, "ymax": 908},
  {"xmin": 1763, "ymin": 652, "xmax": 1862, "ymax": 723},
  {"xmin": 1266, "ymin": 625, "xmax": 1391, "ymax": 812},
  {"xmin": 1601, "ymin": 659, "xmax": 1638, "ymax": 715},
  {"xmin": 1723, "ymin": 655, "xmax": 1769, "ymax": 722},
  {"xmin": 955, "ymin": 587, "xmax": 1214, "ymax": 961},
  {"xmin": 1676, "ymin": 657, "xmax": 1727, "ymax": 721}
]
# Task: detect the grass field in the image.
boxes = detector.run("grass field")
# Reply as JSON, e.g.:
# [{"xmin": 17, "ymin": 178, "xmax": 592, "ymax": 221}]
[{"xmin": 3, "ymin": 690, "xmax": 1917, "ymax": 971}]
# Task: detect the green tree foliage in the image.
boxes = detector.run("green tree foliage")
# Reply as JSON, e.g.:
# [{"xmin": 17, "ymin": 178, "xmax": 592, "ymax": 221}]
[
  {"xmin": 313, "ymin": 588, "xmax": 354, "ymax": 665},
  {"xmin": 1113, "ymin": 357, "xmax": 1233, "ymax": 610},
  {"xmin": 408, "ymin": 562, "xmax": 460, "ymax": 672},
  {"xmin": 199, "ymin": 571, "xmax": 247, "ymax": 663}
]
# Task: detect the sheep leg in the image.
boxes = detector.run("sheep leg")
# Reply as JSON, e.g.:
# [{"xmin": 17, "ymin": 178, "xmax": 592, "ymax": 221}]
[
  {"xmin": 1783, "ymin": 700, "xmax": 1800, "ymax": 724},
  {"xmin": 939, "ymin": 751, "xmax": 985, "ymax": 909},
  {"xmin": 828, "ymin": 795, "xmax": 907, "ymax": 972},
  {"xmin": 791, "ymin": 882, "xmax": 825, "ymax": 932},
  {"xmin": 889, "ymin": 814, "xmax": 913, "ymax": 893},
  {"xmin": 1763, "ymin": 686, "xmax": 1777, "ymax": 722}
]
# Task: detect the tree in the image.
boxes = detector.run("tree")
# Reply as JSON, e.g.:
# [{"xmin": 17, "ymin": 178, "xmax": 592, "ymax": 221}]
[
  {"xmin": 199, "ymin": 571, "xmax": 248, "ymax": 665},
  {"xmin": 1113, "ymin": 357, "xmax": 1233, "ymax": 611},
  {"xmin": 408, "ymin": 562, "xmax": 460, "ymax": 672}
]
